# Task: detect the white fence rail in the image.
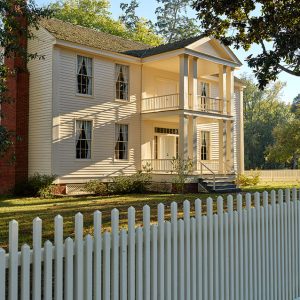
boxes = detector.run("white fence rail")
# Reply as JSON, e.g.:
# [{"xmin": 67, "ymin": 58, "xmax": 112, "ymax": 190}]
[
  {"xmin": 1, "ymin": 189, "xmax": 300, "ymax": 299},
  {"xmin": 245, "ymin": 169, "xmax": 300, "ymax": 182}
]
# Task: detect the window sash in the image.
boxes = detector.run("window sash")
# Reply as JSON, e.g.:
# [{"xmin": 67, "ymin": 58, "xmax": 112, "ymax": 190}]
[
  {"xmin": 77, "ymin": 55, "xmax": 93, "ymax": 95},
  {"xmin": 115, "ymin": 124, "xmax": 128, "ymax": 160},
  {"xmin": 115, "ymin": 64, "xmax": 129, "ymax": 100},
  {"xmin": 201, "ymin": 131, "xmax": 210, "ymax": 161},
  {"xmin": 76, "ymin": 120, "xmax": 92, "ymax": 159}
]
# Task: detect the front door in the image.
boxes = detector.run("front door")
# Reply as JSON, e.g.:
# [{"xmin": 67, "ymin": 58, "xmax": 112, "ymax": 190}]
[{"xmin": 159, "ymin": 135, "xmax": 177, "ymax": 159}]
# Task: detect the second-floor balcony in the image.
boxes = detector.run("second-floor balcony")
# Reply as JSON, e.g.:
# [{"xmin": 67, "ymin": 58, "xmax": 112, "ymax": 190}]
[{"xmin": 141, "ymin": 93, "xmax": 228, "ymax": 115}]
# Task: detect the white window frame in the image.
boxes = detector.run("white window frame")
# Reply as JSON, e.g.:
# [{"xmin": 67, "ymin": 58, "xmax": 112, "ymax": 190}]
[
  {"xmin": 115, "ymin": 63, "xmax": 129, "ymax": 101},
  {"xmin": 76, "ymin": 55, "xmax": 93, "ymax": 96},
  {"xmin": 115, "ymin": 123, "xmax": 129, "ymax": 160},
  {"xmin": 200, "ymin": 130, "xmax": 210, "ymax": 161},
  {"xmin": 75, "ymin": 119, "xmax": 93, "ymax": 160}
]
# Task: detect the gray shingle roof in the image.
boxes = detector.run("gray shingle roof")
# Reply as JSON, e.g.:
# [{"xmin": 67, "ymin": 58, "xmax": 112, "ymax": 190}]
[{"xmin": 40, "ymin": 18, "xmax": 204, "ymax": 58}]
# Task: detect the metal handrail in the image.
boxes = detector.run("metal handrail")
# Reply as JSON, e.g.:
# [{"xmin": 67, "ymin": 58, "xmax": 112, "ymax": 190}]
[{"xmin": 198, "ymin": 160, "xmax": 216, "ymax": 190}]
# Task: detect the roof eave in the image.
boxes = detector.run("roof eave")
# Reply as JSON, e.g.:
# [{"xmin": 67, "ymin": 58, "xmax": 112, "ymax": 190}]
[
  {"xmin": 54, "ymin": 39, "xmax": 142, "ymax": 63},
  {"xmin": 185, "ymin": 48, "xmax": 242, "ymax": 68}
]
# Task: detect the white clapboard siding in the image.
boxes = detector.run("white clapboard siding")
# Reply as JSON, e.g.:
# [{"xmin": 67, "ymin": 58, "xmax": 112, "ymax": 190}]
[
  {"xmin": 27, "ymin": 27, "xmax": 53, "ymax": 176},
  {"xmin": 1, "ymin": 188, "xmax": 300, "ymax": 300},
  {"xmin": 54, "ymin": 48, "xmax": 141, "ymax": 182},
  {"xmin": 197, "ymin": 123, "xmax": 219, "ymax": 161}
]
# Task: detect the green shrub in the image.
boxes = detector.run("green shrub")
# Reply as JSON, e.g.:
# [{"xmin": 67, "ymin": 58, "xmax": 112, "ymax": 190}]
[
  {"xmin": 236, "ymin": 170, "xmax": 260, "ymax": 186},
  {"xmin": 109, "ymin": 167, "xmax": 152, "ymax": 194},
  {"xmin": 130, "ymin": 170, "xmax": 152, "ymax": 193},
  {"xmin": 85, "ymin": 180, "xmax": 108, "ymax": 195},
  {"xmin": 171, "ymin": 157, "xmax": 193, "ymax": 193},
  {"xmin": 109, "ymin": 176, "xmax": 135, "ymax": 194},
  {"xmin": 15, "ymin": 173, "xmax": 57, "ymax": 197}
]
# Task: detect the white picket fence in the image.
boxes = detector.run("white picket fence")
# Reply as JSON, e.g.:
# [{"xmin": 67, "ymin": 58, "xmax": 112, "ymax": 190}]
[
  {"xmin": 1, "ymin": 189, "xmax": 300, "ymax": 300},
  {"xmin": 245, "ymin": 169, "xmax": 300, "ymax": 182}
]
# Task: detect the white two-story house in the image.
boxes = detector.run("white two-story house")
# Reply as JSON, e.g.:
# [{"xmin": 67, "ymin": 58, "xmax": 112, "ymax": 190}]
[{"xmin": 27, "ymin": 18, "xmax": 245, "ymax": 193}]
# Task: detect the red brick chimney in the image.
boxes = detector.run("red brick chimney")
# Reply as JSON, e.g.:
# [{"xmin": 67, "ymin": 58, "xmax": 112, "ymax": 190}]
[{"xmin": 0, "ymin": 2, "xmax": 29, "ymax": 194}]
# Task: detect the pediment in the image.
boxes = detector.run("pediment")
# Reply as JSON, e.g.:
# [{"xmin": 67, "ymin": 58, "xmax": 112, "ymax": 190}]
[{"xmin": 186, "ymin": 37, "xmax": 241, "ymax": 65}]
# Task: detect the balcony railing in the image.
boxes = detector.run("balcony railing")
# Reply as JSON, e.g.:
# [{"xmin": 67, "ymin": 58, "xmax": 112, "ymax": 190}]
[
  {"xmin": 141, "ymin": 93, "xmax": 179, "ymax": 112},
  {"xmin": 194, "ymin": 96, "xmax": 226, "ymax": 114},
  {"xmin": 141, "ymin": 94, "xmax": 228, "ymax": 115},
  {"xmin": 142, "ymin": 159, "xmax": 221, "ymax": 174}
]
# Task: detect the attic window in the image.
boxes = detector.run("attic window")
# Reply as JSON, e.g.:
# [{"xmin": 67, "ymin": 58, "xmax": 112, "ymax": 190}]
[{"xmin": 77, "ymin": 55, "xmax": 93, "ymax": 95}]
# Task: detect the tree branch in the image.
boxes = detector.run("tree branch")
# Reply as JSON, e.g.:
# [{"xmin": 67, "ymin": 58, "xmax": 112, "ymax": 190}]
[{"xmin": 260, "ymin": 40, "xmax": 300, "ymax": 76}]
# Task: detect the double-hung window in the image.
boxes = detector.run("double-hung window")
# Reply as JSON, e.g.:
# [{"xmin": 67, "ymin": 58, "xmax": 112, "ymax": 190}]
[
  {"xmin": 201, "ymin": 131, "xmax": 210, "ymax": 161},
  {"xmin": 199, "ymin": 82, "xmax": 209, "ymax": 110},
  {"xmin": 77, "ymin": 55, "xmax": 93, "ymax": 95},
  {"xmin": 115, "ymin": 64, "xmax": 129, "ymax": 100},
  {"xmin": 115, "ymin": 124, "xmax": 128, "ymax": 160},
  {"xmin": 75, "ymin": 120, "xmax": 92, "ymax": 159}
]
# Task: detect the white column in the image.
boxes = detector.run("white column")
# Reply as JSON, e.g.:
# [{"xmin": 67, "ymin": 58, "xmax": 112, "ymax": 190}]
[
  {"xmin": 179, "ymin": 114, "xmax": 188, "ymax": 159},
  {"xmin": 179, "ymin": 54, "xmax": 189, "ymax": 110},
  {"xmin": 219, "ymin": 65, "xmax": 226, "ymax": 114},
  {"xmin": 218, "ymin": 120, "xmax": 225, "ymax": 173},
  {"xmin": 238, "ymin": 87, "xmax": 245, "ymax": 173},
  {"xmin": 189, "ymin": 57, "xmax": 198, "ymax": 110},
  {"xmin": 188, "ymin": 116, "xmax": 197, "ymax": 167},
  {"xmin": 226, "ymin": 67, "xmax": 234, "ymax": 115},
  {"xmin": 225, "ymin": 120, "xmax": 234, "ymax": 171}
]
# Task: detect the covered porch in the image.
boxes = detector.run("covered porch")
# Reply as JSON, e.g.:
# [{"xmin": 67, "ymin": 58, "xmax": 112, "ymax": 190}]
[{"xmin": 141, "ymin": 112, "xmax": 236, "ymax": 176}]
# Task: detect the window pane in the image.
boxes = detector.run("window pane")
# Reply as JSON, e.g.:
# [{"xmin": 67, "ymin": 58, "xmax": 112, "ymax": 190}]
[
  {"xmin": 115, "ymin": 124, "xmax": 128, "ymax": 159},
  {"xmin": 77, "ymin": 56, "xmax": 92, "ymax": 95},
  {"xmin": 115, "ymin": 64, "xmax": 129, "ymax": 100},
  {"xmin": 76, "ymin": 120, "xmax": 92, "ymax": 159},
  {"xmin": 201, "ymin": 131, "xmax": 209, "ymax": 161}
]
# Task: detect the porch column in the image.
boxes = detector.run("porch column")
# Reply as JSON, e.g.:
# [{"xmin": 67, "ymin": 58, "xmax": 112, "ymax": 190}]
[
  {"xmin": 189, "ymin": 57, "xmax": 198, "ymax": 110},
  {"xmin": 188, "ymin": 116, "xmax": 197, "ymax": 166},
  {"xmin": 238, "ymin": 87, "xmax": 245, "ymax": 174},
  {"xmin": 179, "ymin": 54, "xmax": 189, "ymax": 110},
  {"xmin": 218, "ymin": 119, "xmax": 226, "ymax": 173},
  {"xmin": 225, "ymin": 120, "xmax": 235, "ymax": 171},
  {"xmin": 219, "ymin": 65, "xmax": 226, "ymax": 114},
  {"xmin": 179, "ymin": 114, "xmax": 189, "ymax": 159},
  {"xmin": 226, "ymin": 67, "xmax": 234, "ymax": 115}
]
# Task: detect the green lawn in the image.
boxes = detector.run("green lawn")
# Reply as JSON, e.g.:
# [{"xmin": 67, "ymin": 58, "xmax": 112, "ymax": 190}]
[{"xmin": 0, "ymin": 181, "xmax": 298, "ymax": 250}]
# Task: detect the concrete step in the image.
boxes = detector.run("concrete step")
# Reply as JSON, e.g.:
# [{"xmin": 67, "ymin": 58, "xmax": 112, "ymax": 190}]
[
  {"xmin": 201, "ymin": 178, "xmax": 235, "ymax": 183},
  {"xmin": 206, "ymin": 182, "xmax": 237, "ymax": 188},
  {"xmin": 213, "ymin": 187, "xmax": 241, "ymax": 193}
]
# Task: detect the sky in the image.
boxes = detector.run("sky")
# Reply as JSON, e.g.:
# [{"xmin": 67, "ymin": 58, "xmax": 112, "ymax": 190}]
[{"xmin": 36, "ymin": 0, "xmax": 299, "ymax": 103}]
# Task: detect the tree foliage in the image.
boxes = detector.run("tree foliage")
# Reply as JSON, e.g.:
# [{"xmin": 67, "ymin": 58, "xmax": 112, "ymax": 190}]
[
  {"xmin": 291, "ymin": 93, "xmax": 300, "ymax": 119},
  {"xmin": 192, "ymin": 0, "xmax": 300, "ymax": 88},
  {"xmin": 51, "ymin": 0, "xmax": 162, "ymax": 46},
  {"xmin": 50, "ymin": 0, "xmax": 127, "ymax": 36},
  {"xmin": 242, "ymin": 74, "xmax": 293, "ymax": 169},
  {"xmin": 266, "ymin": 119, "xmax": 300, "ymax": 169},
  {"xmin": 155, "ymin": 0, "xmax": 200, "ymax": 43},
  {"xmin": 0, "ymin": 0, "xmax": 51, "ymax": 157},
  {"xmin": 120, "ymin": 0, "xmax": 163, "ymax": 45}
]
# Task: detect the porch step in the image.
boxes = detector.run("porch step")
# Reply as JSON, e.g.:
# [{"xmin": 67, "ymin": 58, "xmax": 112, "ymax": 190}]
[{"xmin": 199, "ymin": 175, "xmax": 241, "ymax": 193}]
